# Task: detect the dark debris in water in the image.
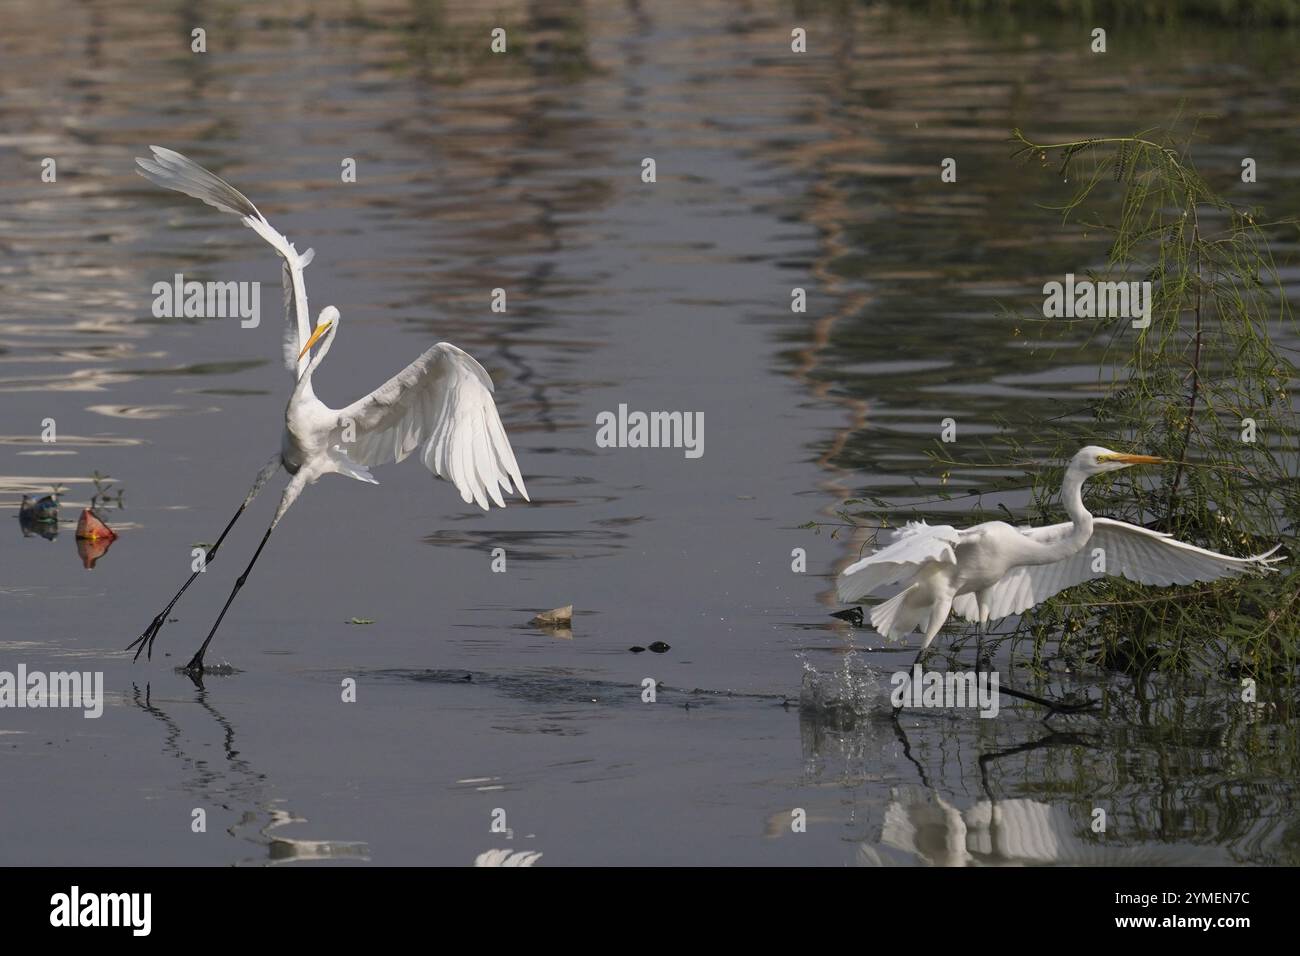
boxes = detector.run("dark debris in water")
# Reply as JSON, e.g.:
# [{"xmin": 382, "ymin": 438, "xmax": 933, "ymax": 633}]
[
  {"xmin": 372, "ymin": 668, "xmax": 786, "ymax": 711},
  {"xmin": 830, "ymin": 606, "xmax": 864, "ymax": 626}
]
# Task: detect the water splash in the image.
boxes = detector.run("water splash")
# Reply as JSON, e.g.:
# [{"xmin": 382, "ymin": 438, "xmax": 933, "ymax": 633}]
[{"xmin": 796, "ymin": 647, "xmax": 887, "ymax": 731}]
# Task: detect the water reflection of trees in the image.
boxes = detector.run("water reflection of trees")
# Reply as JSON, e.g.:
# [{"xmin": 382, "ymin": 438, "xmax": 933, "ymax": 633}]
[
  {"xmin": 796, "ymin": 671, "xmax": 1299, "ymax": 864},
  {"xmin": 389, "ymin": 0, "xmax": 608, "ymax": 440}
]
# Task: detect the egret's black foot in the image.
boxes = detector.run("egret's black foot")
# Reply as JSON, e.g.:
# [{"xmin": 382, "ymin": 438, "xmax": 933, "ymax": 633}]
[
  {"xmin": 126, "ymin": 613, "xmax": 168, "ymax": 662},
  {"xmin": 998, "ymin": 682, "xmax": 1097, "ymax": 716},
  {"xmin": 1044, "ymin": 697, "xmax": 1099, "ymax": 717},
  {"xmin": 178, "ymin": 654, "xmax": 206, "ymax": 690},
  {"xmin": 177, "ymin": 657, "xmax": 235, "ymax": 687}
]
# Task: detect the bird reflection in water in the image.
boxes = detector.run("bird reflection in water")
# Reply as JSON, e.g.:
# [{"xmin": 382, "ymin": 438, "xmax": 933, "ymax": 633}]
[
  {"xmin": 475, "ymin": 849, "xmax": 543, "ymax": 867},
  {"xmin": 856, "ymin": 786, "xmax": 1215, "ymax": 867},
  {"xmin": 130, "ymin": 683, "xmax": 369, "ymax": 865}
]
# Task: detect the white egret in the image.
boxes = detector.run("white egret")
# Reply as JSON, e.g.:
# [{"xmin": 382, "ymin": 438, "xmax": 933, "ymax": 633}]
[
  {"xmin": 128, "ymin": 147, "xmax": 529, "ymax": 675},
  {"xmin": 837, "ymin": 446, "xmax": 1282, "ymax": 681}
]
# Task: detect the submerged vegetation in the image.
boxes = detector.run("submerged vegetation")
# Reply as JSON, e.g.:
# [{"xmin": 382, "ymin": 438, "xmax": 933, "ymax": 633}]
[{"xmin": 834, "ymin": 124, "xmax": 1300, "ymax": 682}]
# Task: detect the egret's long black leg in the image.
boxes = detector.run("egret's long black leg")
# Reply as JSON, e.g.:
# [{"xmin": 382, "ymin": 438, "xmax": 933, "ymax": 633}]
[
  {"xmin": 182, "ymin": 523, "xmax": 276, "ymax": 675},
  {"xmin": 892, "ymin": 596, "xmax": 952, "ymax": 718},
  {"xmin": 182, "ymin": 471, "xmax": 304, "ymax": 676},
  {"xmin": 891, "ymin": 645, "xmax": 932, "ymax": 718},
  {"xmin": 128, "ymin": 455, "xmax": 280, "ymax": 662},
  {"xmin": 977, "ymin": 623, "xmax": 1097, "ymax": 716},
  {"xmin": 127, "ymin": 504, "xmax": 242, "ymax": 662}
]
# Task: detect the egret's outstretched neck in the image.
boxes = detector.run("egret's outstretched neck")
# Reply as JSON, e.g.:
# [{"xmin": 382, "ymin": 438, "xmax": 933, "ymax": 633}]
[
  {"xmin": 1020, "ymin": 464, "xmax": 1095, "ymax": 566},
  {"xmin": 293, "ymin": 322, "xmax": 335, "ymax": 402},
  {"xmin": 1060, "ymin": 465, "xmax": 1092, "ymax": 531},
  {"xmin": 1052, "ymin": 464, "xmax": 1094, "ymax": 559}
]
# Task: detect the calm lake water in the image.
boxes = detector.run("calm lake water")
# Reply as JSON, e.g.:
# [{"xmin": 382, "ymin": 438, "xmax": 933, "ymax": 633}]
[{"xmin": 2, "ymin": 1, "xmax": 1297, "ymax": 865}]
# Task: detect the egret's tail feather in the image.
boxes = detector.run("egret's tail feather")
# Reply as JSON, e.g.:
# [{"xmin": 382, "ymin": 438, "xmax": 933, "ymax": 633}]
[
  {"xmin": 135, "ymin": 146, "xmax": 263, "ymax": 222},
  {"xmin": 327, "ymin": 446, "xmax": 379, "ymax": 485},
  {"xmin": 1253, "ymin": 543, "xmax": 1285, "ymax": 566},
  {"xmin": 836, "ymin": 522, "xmax": 962, "ymax": 603},
  {"xmin": 870, "ymin": 584, "xmax": 928, "ymax": 641}
]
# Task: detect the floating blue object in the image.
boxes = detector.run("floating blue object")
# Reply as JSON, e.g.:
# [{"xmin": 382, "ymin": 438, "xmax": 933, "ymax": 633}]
[
  {"xmin": 19, "ymin": 494, "xmax": 59, "ymax": 523},
  {"xmin": 18, "ymin": 494, "xmax": 60, "ymax": 541}
]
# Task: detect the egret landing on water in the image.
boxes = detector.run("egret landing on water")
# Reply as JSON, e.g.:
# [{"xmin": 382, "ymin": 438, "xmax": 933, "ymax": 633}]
[
  {"xmin": 837, "ymin": 446, "xmax": 1283, "ymax": 712},
  {"xmin": 128, "ymin": 147, "xmax": 529, "ymax": 676}
]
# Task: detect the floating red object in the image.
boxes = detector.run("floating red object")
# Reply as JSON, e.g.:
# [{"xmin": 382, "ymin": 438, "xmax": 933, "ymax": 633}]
[
  {"xmin": 75, "ymin": 510, "xmax": 117, "ymax": 569},
  {"xmin": 75, "ymin": 508, "xmax": 117, "ymax": 542}
]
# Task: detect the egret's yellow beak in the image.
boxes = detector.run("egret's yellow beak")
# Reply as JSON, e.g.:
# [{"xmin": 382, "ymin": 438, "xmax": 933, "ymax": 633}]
[
  {"xmin": 1108, "ymin": 453, "xmax": 1167, "ymax": 465},
  {"xmin": 297, "ymin": 320, "xmax": 332, "ymax": 361}
]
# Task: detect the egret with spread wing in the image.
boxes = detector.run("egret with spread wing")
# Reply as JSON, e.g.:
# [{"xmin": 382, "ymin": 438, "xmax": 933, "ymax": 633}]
[
  {"xmin": 837, "ymin": 447, "xmax": 1281, "ymax": 676},
  {"xmin": 128, "ymin": 147, "xmax": 528, "ymax": 675}
]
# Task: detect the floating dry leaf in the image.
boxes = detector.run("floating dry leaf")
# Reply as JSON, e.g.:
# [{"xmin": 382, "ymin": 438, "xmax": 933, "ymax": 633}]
[{"xmin": 530, "ymin": 605, "xmax": 572, "ymax": 627}]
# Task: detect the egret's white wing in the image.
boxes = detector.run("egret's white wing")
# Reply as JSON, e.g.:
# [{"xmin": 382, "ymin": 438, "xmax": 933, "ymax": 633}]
[
  {"xmin": 135, "ymin": 146, "xmax": 313, "ymax": 374},
  {"xmin": 280, "ymin": 248, "xmax": 314, "ymax": 372},
  {"xmin": 837, "ymin": 521, "xmax": 963, "ymax": 602},
  {"xmin": 334, "ymin": 343, "xmax": 528, "ymax": 511},
  {"xmin": 953, "ymin": 517, "xmax": 1282, "ymax": 623}
]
